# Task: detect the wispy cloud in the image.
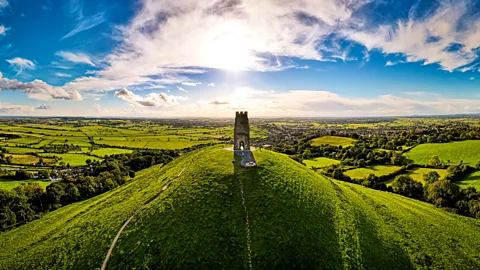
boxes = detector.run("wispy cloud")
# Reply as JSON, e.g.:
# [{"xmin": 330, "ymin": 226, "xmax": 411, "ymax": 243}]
[
  {"xmin": 0, "ymin": 0, "xmax": 8, "ymax": 10},
  {"xmin": 55, "ymin": 72, "xmax": 72, "ymax": 78},
  {"xmin": 207, "ymin": 83, "xmax": 215, "ymax": 87},
  {"xmin": 114, "ymin": 87, "xmax": 185, "ymax": 107},
  {"xmin": 36, "ymin": 104, "xmax": 51, "ymax": 110},
  {"xmin": 61, "ymin": 12, "xmax": 105, "ymax": 40},
  {"xmin": 177, "ymin": 86, "xmax": 188, "ymax": 92},
  {"xmin": 469, "ymin": 77, "xmax": 475, "ymax": 80},
  {"xmin": 181, "ymin": 82, "xmax": 201, "ymax": 86},
  {"xmin": 348, "ymin": 1, "xmax": 480, "ymax": 71},
  {"xmin": 0, "ymin": 103, "xmax": 35, "ymax": 114},
  {"xmin": 55, "ymin": 51, "xmax": 95, "ymax": 66},
  {"xmin": 0, "ymin": 25, "xmax": 7, "ymax": 35},
  {"xmin": 385, "ymin": 60, "xmax": 405, "ymax": 67},
  {"xmin": 6, "ymin": 57, "xmax": 35, "ymax": 75}
]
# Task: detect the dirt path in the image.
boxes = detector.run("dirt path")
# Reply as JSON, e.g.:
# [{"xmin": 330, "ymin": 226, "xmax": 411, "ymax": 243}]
[
  {"xmin": 237, "ymin": 172, "xmax": 253, "ymax": 270},
  {"xmin": 101, "ymin": 166, "xmax": 187, "ymax": 270}
]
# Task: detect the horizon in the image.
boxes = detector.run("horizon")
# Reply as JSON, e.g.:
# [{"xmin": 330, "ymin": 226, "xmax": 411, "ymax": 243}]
[{"xmin": 1, "ymin": 0, "xmax": 480, "ymax": 117}]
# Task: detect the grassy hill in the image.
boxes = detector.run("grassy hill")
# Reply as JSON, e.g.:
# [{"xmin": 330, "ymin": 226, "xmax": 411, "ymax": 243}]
[{"xmin": 1, "ymin": 146, "xmax": 480, "ymax": 269}]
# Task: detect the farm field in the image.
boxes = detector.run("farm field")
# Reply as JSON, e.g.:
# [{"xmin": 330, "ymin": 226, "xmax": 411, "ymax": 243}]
[
  {"xmin": 91, "ymin": 148, "xmax": 133, "ymax": 157},
  {"xmin": 407, "ymin": 168, "xmax": 449, "ymax": 184},
  {"xmin": 344, "ymin": 165, "xmax": 401, "ymax": 179},
  {"xmin": 0, "ymin": 179, "xmax": 51, "ymax": 190},
  {"xmin": 6, "ymin": 154, "xmax": 56, "ymax": 165},
  {"xmin": 302, "ymin": 157, "xmax": 340, "ymax": 168},
  {"xmin": 404, "ymin": 140, "xmax": 480, "ymax": 166},
  {"xmin": 310, "ymin": 136, "xmax": 356, "ymax": 147},
  {"xmin": 1, "ymin": 147, "xmax": 480, "ymax": 269},
  {"xmin": 457, "ymin": 170, "xmax": 480, "ymax": 191},
  {"xmin": 37, "ymin": 153, "xmax": 102, "ymax": 166}
]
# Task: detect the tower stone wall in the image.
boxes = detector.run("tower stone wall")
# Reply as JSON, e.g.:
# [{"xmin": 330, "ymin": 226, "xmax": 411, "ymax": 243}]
[{"xmin": 234, "ymin": 111, "xmax": 250, "ymax": 150}]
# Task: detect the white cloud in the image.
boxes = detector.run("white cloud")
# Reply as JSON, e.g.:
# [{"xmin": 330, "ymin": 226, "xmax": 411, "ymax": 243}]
[
  {"xmin": 36, "ymin": 104, "xmax": 51, "ymax": 110},
  {"xmin": 177, "ymin": 86, "xmax": 188, "ymax": 93},
  {"xmin": 6, "ymin": 57, "xmax": 35, "ymax": 75},
  {"xmin": 348, "ymin": 1, "xmax": 480, "ymax": 71},
  {"xmin": 114, "ymin": 87, "xmax": 185, "ymax": 107},
  {"xmin": 0, "ymin": 25, "xmax": 7, "ymax": 35},
  {"xmin": 207, "ymin": 83, "xmax": 215, "ymax": 87},
  {"xmin": 181, "ymin": 82, "xmax": 201, "ymax": 86},
  {"xmin": 196, "ymin": 88, "xmax": 480, "ymax": 117},
  {"xmin": 55, "ymin": 72, "xmax": 72, "ymax": 77},
  {"xmin": 405, "ymin": 92, "xmax": 426, "ymax": 96},
  {"xmin": 62, "ymin": 12, "xmax": 105, "ymax": 40},
  {"xmin": 0, "ymin": 0, "xmax": 8, "ymax": 10},
  {"xmin": 0, "ymin": 72, "xmax": 82, "ymax": 100},
  {"xmin": 469, "ymin": 77, "xmax": 475, "ymax": 80},
  {"xmin": 55, "ymin": 51, "xmax": 95, "ymax": 66},
  {"xmin": 0, "ymin": 103, "xmax": 34, "ymax": 114},
  {"xmin": 209, "ymin": 100, "xmax": 229, "ymax": 105}
]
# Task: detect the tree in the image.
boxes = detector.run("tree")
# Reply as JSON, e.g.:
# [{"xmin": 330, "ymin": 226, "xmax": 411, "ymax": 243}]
[
  {"xmin": 423, "ymin": 171, "xmax": 440, "ymax": 184},
  {"xmin": 424, "ymin": 180, "xmax": 460, "ymax": 208},
  {"xmin": 391, "ymin": 175, "xmax": 423, "ymax": 199},
  {"xmin": 428, "ymin": 155, "xmax": 442, "ymax": 168}
]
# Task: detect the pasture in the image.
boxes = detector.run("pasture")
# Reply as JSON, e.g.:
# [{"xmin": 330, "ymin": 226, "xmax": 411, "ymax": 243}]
[
  {"xmin": 310, "ymin": 136, "xmax": 356, "ymax": 147},
  {"xmin": 344, "ymin": 165, "xmax": 401, "ymax": 179},
  {"xmin": 457, "ymin": 170, "xmax": 480, "ymax": 191},
  {"xmin": 407, "ymin": 167, "xmax": 449, "ymax": 184},
  {"xmin": 0, "ymin": 179, "xmax": 51, "ymax": 190},
  {"xmin": 38, "ymin": 153, "xmax": 101, "ymax": 166},
  {"xmin": 404, "ymin": 140, "xmax": 480, "ymax": 166},
  {"xmin": 91, "ymin": 148, "xmax": 133, "ymax": 157},
  {"xmin": 302, "ymin": 157, "xmax": 340, "ymax": 168}
]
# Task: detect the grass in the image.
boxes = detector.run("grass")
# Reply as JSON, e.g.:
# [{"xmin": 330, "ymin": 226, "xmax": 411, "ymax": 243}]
[
  {"xmin": 457, "ymin": 170, "xmax": 480, "ymax": 191},
  {"xmin": 1, "ymin": 147, "xmax": 480, "ymax": 269},
  {"xmin": 3, "ymin": 147, "xmax": 42, "ymax": 154},
  {"xmin": 37, "ymin": 153, "xmax": 101, "ymax": 166},
  {"xmin": 405, "ymin": 140, "xmax": 480, "ymax": 166},
  {"xmin": 310, "ymin": 135, "xmax": 356, "ymax": 147},
  {"xmin": 90, "ymin": 148, "xmax": 133, "ymax": 157},
  {"xmin": 407, "ymin": 168, "xmax": 449, "ymax": 184},
  {"xmin": 344, "ymin": 165, "xmax": 402, "ymax": 179},
  {"xmin": 0, "ymin": 179, "xmax": 51, "ymax": 190},
  {"xmin": 6, "ymin": 154, "xmax": 56, "ymax": 165},
  {"xmin": 302, "ymin": 157, "xmax": 340, "ymax": 168}
]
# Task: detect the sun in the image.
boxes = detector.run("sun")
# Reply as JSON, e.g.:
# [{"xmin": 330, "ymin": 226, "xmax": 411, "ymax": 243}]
[{"xmin": 204, "ymin": 21, "xmax": 255, "ymax": 71}]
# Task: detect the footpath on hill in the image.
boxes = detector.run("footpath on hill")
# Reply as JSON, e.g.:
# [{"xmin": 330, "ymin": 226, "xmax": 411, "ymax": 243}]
[
  {"xmin": 101, "ymin": 165, "xmax": 189, "ymax": 270},
  {"xmin": 234, "ymin": 153, "xmax": 253, "ymax": 270}
]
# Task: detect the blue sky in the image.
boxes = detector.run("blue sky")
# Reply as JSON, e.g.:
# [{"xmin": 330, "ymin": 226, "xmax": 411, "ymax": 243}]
[{"xmin": 0, "ymin": 0, "xmax": 480, "ymax": 117}]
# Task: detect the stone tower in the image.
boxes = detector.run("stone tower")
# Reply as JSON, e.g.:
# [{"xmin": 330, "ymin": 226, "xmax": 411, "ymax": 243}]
[{"xmin": 234, "ymin": 111, "xmax": 250, "ymax": 150}]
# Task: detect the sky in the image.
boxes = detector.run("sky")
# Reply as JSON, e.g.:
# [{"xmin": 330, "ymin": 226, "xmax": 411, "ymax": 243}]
[{"xmin": 0, "ymin": 0, "xmax": 480, "ymax": 118}]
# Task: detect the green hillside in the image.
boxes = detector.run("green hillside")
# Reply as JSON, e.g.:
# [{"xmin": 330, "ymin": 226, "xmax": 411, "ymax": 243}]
[{"xmin": 1, "ymin": 146, "xmax": 480, "ymax": 269}]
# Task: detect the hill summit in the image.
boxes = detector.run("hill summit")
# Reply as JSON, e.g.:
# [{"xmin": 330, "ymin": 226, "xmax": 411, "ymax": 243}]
[{"xmin": 1, "ymin": 146, "xmax": 480, "ymax": 269}]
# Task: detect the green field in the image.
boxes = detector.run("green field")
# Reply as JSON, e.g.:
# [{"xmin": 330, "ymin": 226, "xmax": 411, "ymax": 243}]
[
  {"xmin": 0, "ymin": 179, "xmax": 51, "ymax": 190},
  {"xmin": 38, "ymin": 153, "xmax": 101, "ymax": 166},
  {"xmin": 3, "ymin": 147, "xmax": 42, "ymax": 154},
  {"xmin": 1, "ymin": 147, "xmax": 480, "ymax": 269},
  {"xmin": 310, "ymin": 136, "xmax": 356, "ymax": 147},
  {"xmin": 457, "ymin": 170, "xmax": 480, "ymax": 191},
  {"xmin": 407, "ymin": 167, "xmax": 449, "ymax": 184},
  {"xmin": 344, "ymin": 165, "xmax": 402, "ymax": 179},
  {"xmin": 90, "ymin": 148, "xmax": 133, "ymax": 157},
  {"xmin": 302, "ymin": 157, "xmax": 340, "ymax": 168},
  {"xmin": 405, "ymin": 140, "xmax": 480, "ymax": 166},
  {"xmin": 6, "ymin": 154, "xmax": 56, "ymax": 165}
]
